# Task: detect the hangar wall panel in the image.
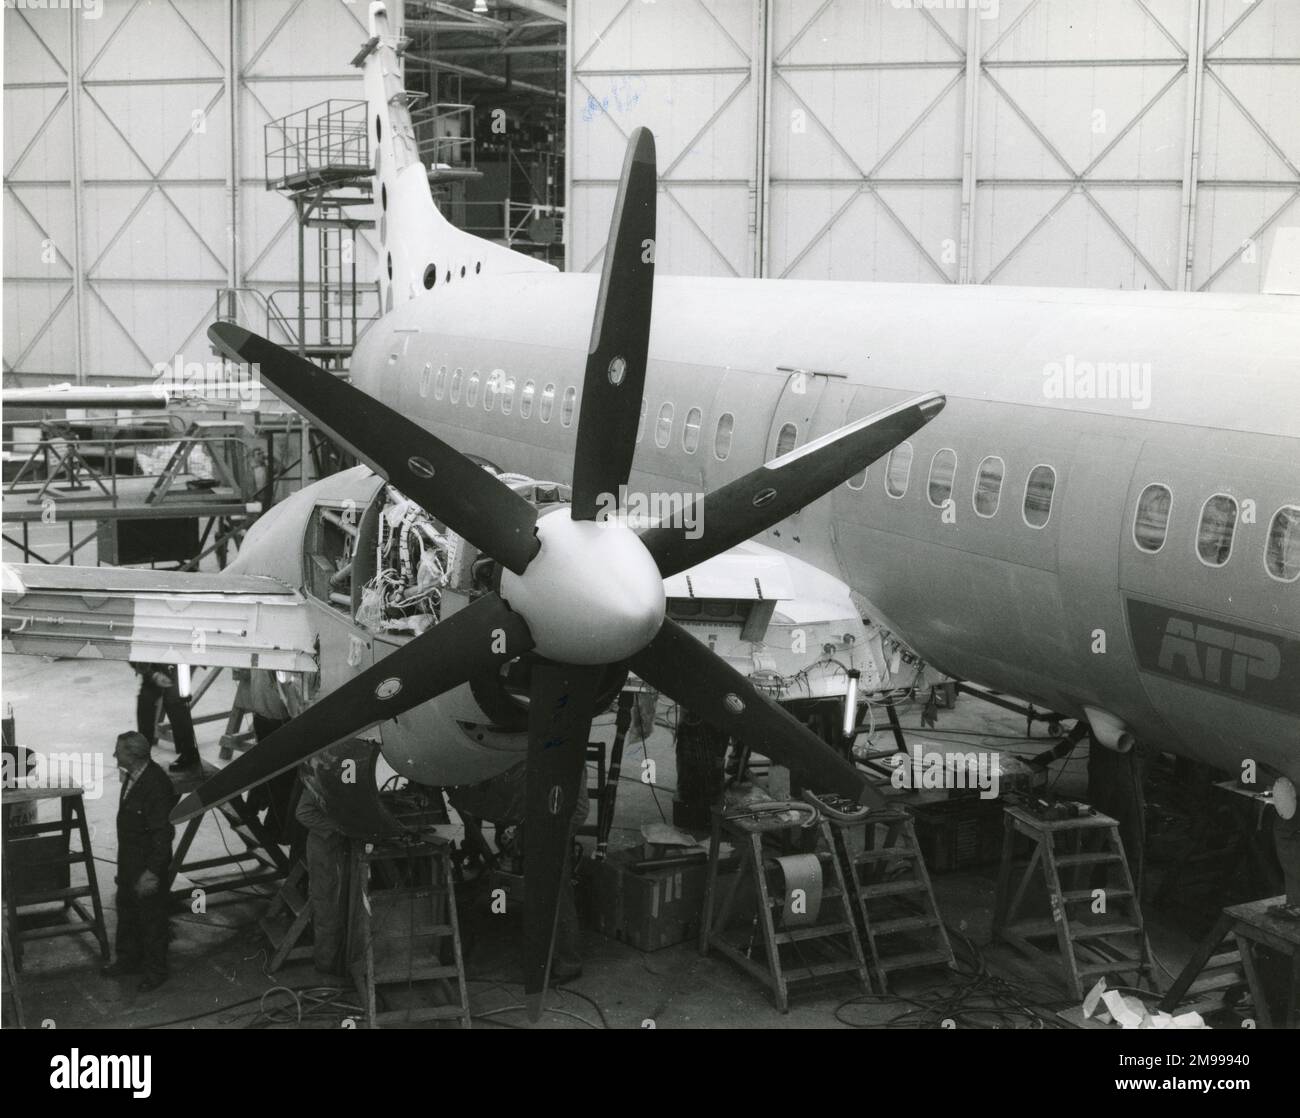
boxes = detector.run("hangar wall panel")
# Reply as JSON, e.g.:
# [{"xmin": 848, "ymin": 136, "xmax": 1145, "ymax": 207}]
[
  {"xmin": 568, "ymin": 0, "xmax": 1300, "ymax": 293},
  {"xmin": 3, "ymin": 0, "xmax": 375, "ymax": 387}
]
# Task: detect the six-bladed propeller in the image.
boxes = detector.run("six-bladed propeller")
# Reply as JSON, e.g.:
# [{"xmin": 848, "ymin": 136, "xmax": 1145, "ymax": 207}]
[{"xmin": 186, "ymin": 126, "xmax": 946, "ymax": 1021}]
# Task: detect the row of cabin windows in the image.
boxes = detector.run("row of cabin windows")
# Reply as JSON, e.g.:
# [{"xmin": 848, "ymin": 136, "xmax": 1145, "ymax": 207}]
[
  {"xmin": 853, "ymin": 441, "xmax": 1059, "ymax": 530},
  {"xmin": 644, "ymin": 402, "xmax": 728, "ymax": 457},
  {"xmin": 1134, "ymin": 485, "xmax": 1298, "ymax": 583},
  {"xmin": 420, "ymin": 365, "xmax": 740, "ymax": 461},
  {"xmin": 861, "ymin": 441, "xmax": 1299, "ymax": 584}
]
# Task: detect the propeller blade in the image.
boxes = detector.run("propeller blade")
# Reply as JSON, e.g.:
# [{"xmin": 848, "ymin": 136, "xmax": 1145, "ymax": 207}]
[
  {"xmin": 629, "ymin": 619, "xmax": 882, "ymax": 806},
  {"xmin": 522, "ymin": 660, "xmax": 601, "ymax": 1020},
  {"xmin": 208, "ymin": 323, "xmax": 540, "ymax": 575},
  {"xmin": 570, "ymin": 127, "xmax": 657, "ymax": 521},
  {"xmin": 172, "ymin": 594, "xmax": 533, "ymax": 821},
  {"xmin": 641, "ymin": 392, "xmax": 945, "ymax": 578}
]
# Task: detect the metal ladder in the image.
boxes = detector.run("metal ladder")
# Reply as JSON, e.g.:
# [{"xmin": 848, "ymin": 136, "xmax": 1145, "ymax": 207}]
[{"xmin": 835, "ymin": 808, "xmax": 955, "ymax": 992}]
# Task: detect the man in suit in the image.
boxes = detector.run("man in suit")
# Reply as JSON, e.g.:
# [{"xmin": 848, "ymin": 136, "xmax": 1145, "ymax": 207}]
[
  {"xmin": 102, "ymin": 731, "xmax": 178, "ymax": 992},
  {"xmin": 131, "ymin": 662, "xmax": 201, "ymax": 771}
]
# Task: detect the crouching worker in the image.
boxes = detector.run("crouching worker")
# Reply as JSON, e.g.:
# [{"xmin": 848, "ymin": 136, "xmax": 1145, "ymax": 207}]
[{"xmin": 102, "ymin": 731, "xmax": 177, "ymax": 992}]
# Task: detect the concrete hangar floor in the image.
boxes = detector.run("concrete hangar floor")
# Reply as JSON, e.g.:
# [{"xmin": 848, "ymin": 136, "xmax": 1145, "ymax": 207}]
[{"xmin": 4, "ymin": 653, "xmax": 1262, "ymax": 1030}]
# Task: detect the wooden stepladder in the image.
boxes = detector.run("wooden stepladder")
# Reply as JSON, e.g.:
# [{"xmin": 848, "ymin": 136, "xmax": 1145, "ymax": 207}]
[
  {"xmin": 1160, "ymin": 897, "xmax": 1300, "ymax": 1028},
  {"xmin": 259, "ymin": 853, "xmax": 315, "ymax": 972},
  {"xmin": 835, "ymin": 808, "xmax": 955, "ymax": 992},
  {"xmin": 349, "ymin": 835, "xmax": 470, "ymax": 1028},
  {"xmin": 699, "ymin": 804, "xmax": 870, "ymax": 1013},
  {"xmin": 993, "ymin": 806, "xmax": 1149, "ymax": 1000},
  {"xmin": 2, "ymin": 786, "xmax": 110, "ymax": 969}
]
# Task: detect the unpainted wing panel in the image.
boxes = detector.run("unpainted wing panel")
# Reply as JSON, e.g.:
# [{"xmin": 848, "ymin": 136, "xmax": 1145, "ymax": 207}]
[{"xmin": 1, "ymin": 563, "xmax": 316, "ymax": 673}]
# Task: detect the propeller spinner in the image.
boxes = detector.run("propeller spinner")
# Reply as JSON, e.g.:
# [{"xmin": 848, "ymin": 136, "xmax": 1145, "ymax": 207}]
[{"xmin": 187, "ymin": 126, "xmax": 946, "ymax": 1021}]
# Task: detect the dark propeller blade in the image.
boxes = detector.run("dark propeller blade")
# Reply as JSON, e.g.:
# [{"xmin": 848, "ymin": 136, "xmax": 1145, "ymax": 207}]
[
  {"xmin": 570, "ymin": 127, "xmax": 657, "ymax": 521},
  {"xmin": 522, "ymin": 660, "xmax": 601, "ymax": 1020},
  {"xmin": 629, "ymin": 619, "xmax": 882, "ymax": 806},
  {"xmin": 640, "ymin": 392, "xmax": 945, "ymax": 578},
  {"xmin": 172, "ymin": 595, "xmax": 534, "ymax": 821},
  {"xmin": 208, "ymin": 323, "xmax": 540, "ymax": 575}
]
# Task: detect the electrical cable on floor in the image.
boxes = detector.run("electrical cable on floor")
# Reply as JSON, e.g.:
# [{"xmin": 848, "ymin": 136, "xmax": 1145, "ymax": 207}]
[
  {"xmin": 472, "ymin": 1004, "xmax": 600, "ymax": 1028},
  {"xmin": 466, "ymin": 973, "xmax": 611, "ymax": 1029},
  {"xmin": 833, "ymin": 926, "xmax": 1073, "ymax": 1029}
]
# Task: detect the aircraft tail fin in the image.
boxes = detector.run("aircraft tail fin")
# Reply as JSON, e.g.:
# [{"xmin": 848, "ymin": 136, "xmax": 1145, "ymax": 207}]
[{"xmin": 358, "ymin": 2, "xmax": 554, "ymax": 316}]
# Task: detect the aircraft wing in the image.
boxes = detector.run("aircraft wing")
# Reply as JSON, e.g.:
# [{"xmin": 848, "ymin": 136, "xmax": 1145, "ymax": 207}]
[
  {"xmin": 1, "ymin": 563, "xmax": 316, "ymax": 673},
  {"xmin": 1, "ymin": 384, "xmax": 172, "ymax": 409}
]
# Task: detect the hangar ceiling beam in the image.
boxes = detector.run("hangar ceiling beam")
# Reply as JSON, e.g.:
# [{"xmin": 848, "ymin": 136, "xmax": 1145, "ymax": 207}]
[{"xmin": 497, "ymin": 0, "xmax": 567, "ymax": 23}]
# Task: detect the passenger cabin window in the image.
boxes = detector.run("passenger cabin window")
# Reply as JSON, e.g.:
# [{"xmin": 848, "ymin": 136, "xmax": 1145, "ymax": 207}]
[
  {"xmin": 449, "ymin": 368, "xmax": 463, "ymax": 403},
  {"xmin": 714, "ymin": 412, "xmax": 734, "ymax": 460},
  {"xmin": 1023, "ymin": 465, "xmax": 1055, "ymax": 528},
  {"xmin": 1133, "ymin": 483, "xmax": 1171, "ymax": 552},
  {"xmin": 973, "ymin": 456, "xmax": 1004, "ymax": 517},
  {"xmin": 655, "ymin": 403, "xmax": 674, "ymax": 449},
  {"xmin": 927, "ymin": 449, "xmax": 956, "ymax": 508},
  {"xmin": 419, "ymin": 363, "xmax": 432, "ymax": 397},
  {"xmin": 466, "ymin": 371, "xmax": 480, "ymax": 407},
  {"xmin": 1197, "ymin": 494, "xmax": 1238, "ymax": 567},
  {"xmin": 434, "ymin": 365, "xmax": 447, "ymax": 400},
  {"xmin": 540, "ymin": 383, "xmax": 556, "ymax": 423},
  {"xmin": 483, "ymin": 370, "xmax": 500, "ymax": 411},
  {"xmin": 775, "ymin": 423, "xmax": 798, "ymax": 457},
  {"xmin": 1266, "ymin": 505, "xmax": 1300, "ymax": 582},
  {"xmin": 683, "ymin": 407, "xmax": 702, "ymax": 454},
  {"xmin": 561, "ymin": 385, "xmax": 577, "ymax": 427},
  {"xmin": 520, "ymin": 380, "xmax": 535, "ymax": 418},
  {"xmin": 501, "ymin": 376, "xmax": 516, "ymax": 416},
  {"xmin": 885, "ymin": 442, "xmax": 912, "ymax": 498},
  {"xmin": 847, "ymin": 469, "xmax": 867, "ymax": 490}
]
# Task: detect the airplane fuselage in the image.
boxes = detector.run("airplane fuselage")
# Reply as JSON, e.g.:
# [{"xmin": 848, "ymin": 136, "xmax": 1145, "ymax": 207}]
[{"xmin": 340, "ymin": 269, "xmax": 1299, "ymax": 787}]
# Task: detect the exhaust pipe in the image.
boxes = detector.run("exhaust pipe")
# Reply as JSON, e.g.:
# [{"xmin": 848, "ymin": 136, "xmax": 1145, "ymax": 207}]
[{"xmin": 1083, "ymin": 706, "xmax": 1136, "ymax": 754}]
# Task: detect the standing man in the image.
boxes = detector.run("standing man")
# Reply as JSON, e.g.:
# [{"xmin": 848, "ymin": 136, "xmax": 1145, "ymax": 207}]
[
  {"xmin": 295, "ymin": 770, "xmax": 349, "ymax": 979},
  {"xmin": 132, "ymin": 662, "xmax": 200, "ymax": 772},
  {"xmin": 102, "ymin": 731, "xmax": 177, "ymax": 992}
]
